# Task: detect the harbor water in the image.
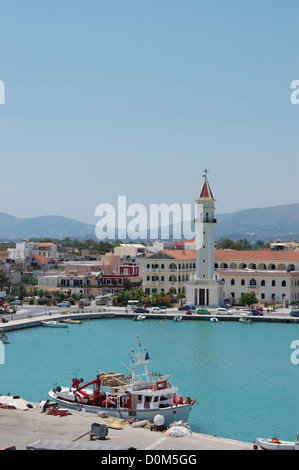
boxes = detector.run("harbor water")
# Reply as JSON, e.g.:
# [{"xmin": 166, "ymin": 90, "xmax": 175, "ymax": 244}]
[{"xmin": 0, "ymin": 318, "xmax": 298, "ymax": 443}]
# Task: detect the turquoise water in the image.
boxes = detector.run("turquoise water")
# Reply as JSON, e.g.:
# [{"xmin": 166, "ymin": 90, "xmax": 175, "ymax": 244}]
[{"xmin": 1, "ymin": 319, "xmax": 298, "ymax": 443}]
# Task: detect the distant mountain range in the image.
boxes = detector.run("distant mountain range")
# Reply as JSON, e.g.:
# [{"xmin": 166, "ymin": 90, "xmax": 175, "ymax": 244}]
[
  {"xmin": 215, "ymin": 203, "xmax": 299, "ymax": 241},
  {"xmin": 0, "ymin": 203, "xmax": 299, "ymax": 242},
  {"xmin": 0, "ymin": 213, "xmax": 95, "ymax": 241}
]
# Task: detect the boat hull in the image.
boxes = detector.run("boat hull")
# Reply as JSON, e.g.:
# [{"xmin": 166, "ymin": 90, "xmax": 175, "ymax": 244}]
[
  {"xmin": 254, "ymin": 438, "xmax": 295, "ymax": 450},
  {"xmin": 42, "ymin": 322, "xmax": 68, "ymax": 328},
  {"xmin": 48, "ymin": 390, "xmax": 192, "ymax": 426}
]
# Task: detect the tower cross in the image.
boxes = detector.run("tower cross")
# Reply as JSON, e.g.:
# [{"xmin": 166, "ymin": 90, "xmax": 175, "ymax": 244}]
[{"xmin": 202, "ymin": 168, "xmax": 209, "ymax": 179}]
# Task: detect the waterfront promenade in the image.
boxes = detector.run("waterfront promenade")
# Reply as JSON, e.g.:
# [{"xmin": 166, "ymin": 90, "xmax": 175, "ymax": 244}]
[{"xmin": 0, "ymin": 305, "xmax": 298, "ymax": 333}]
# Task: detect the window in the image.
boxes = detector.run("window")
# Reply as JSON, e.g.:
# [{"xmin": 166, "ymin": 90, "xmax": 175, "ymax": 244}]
[
  {"xmin": 272, "ymin": 280, "xmax": 276, "ymax": 287},
  {"xmin": 241, "ymin": 279, "xmax": 245, "ymax": 286},
  {"xmin": 261, "ymin": 280, "xmax": 265, "ymax": 286},
  {"xmin": 281, "ymin": 280, "xmax": 286, "ymax": 287},
  {"xmin": 231, "ymin": 279, "xmax": 235, "ymax": 285}
]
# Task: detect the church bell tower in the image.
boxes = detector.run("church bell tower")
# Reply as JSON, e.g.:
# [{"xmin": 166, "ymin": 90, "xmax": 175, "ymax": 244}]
[
  {"xmin": 186, "ymin": 170, "xmax": 223, "ymax": 307},
  {"xmin": 195, "ymin": 169, "xmax": 217, "ymax": 281}
]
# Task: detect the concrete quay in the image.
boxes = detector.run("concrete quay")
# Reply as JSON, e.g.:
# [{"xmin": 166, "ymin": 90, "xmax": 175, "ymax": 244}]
[
  {"xmin": 0, "ymin": 309, "xmax": 298, "ymax": 333},
  {"xmin": 0, "ymin": 404, "xmax": 253, "ymax": 451}
]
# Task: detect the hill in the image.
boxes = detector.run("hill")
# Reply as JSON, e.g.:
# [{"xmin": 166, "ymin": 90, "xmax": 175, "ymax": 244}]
[
  {"xmin": 215, "ymin": 203, "xmax": 299, "ymax": 241},
  {"xmin": 0, "ymin": 203, "xmax": 298, "ymax": 242},
  {"xmin": 0, "ymin": 213, "xmax": 95, "ymax": 240}
]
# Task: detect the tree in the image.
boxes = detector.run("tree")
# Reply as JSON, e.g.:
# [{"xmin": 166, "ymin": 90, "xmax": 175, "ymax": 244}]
[
  {"xmin": 239, "ymin": 292, "xmax": 258, "ymax": 307},
  {"xmin": 177, "ymin": 292, "xmax": 186, "ymax": 306},
  {"xmin": 0, "ymin": 269, "xmax": 10, "ymax": 291}
]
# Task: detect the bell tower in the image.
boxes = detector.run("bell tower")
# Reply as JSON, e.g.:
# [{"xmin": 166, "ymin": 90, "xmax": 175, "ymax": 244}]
[
  {"xmin": 186, "ymin": 170, "xmax": 223, "ymax": 307},
  {"xmin": 195, "ymin": 169, "xmax": 217, "ymax": 280}
]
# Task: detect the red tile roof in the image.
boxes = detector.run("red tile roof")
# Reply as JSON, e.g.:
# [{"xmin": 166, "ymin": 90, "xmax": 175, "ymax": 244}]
[
  {"xmin": 34, "ymin": 255, "xmax": 48, "ymax": 265},
  {"xmin": 159, "ymin": 249, "xmax": 299, "ymax": 262},
  {"xmin": 214, "ymin": 249, "xmax": 299, "ymax": 261},
  {"xmin": 162, "ymin": 249, "xmax": 196, "ymax": 261}
]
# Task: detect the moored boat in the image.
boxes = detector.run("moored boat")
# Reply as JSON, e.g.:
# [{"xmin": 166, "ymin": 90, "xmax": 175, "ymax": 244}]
[
  {"xmin": 253, "ymin": 436, "xmax": 297, "ymax": 450},
  {"xmin": 61, "ymin": 319, "xmax": 82, "ymax": 324},
  {"xmin": 239, "ymin": 316, "xmax": 252, "ymax": 324},
  {"xmin": 42, "ymin": 321, "xmax": 69, "ymax": 328},
  {"xmin": 174, "ymin": 316, "xmax": 182, "ymax": 322},
  {"xmin": 134, "ymin": 315, "xmax": 146, "ymax": 321},
  {"xmin": 0, "ymin": 331, "xmax": 10, "ymax": 343},
  {"xmin": 49, "ymin": 337, "xmax": 197, "ymax": 426}
]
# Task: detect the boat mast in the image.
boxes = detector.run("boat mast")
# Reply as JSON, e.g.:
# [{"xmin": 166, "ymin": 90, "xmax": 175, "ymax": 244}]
[{"xmin": 124, "ymin": 336, "xmax": 151, "ymax": 384}]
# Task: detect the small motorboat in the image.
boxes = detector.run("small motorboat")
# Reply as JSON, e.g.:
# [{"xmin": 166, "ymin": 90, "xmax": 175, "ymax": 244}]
[
  {"xmin": 210, "ymin": 317, "xmax": 218, "ymax": 323},
  {"xmin": 0, "ymin": 332, "xmax": 10, "ymax": 343},
  {"xmin": 239, "ymin": 316, "xmax": 252, "ymax": 324},
  {"xmin": 42, "ymin": 321, "xmax": 69, "ymax": 328},
  {"xmin": 253, "ymin": 436, "xmax": 296, "ymax": 450},
  {"xmin": 135, "ymin": 315, "xmax": 146, "ymax": 321},
  {"xmin": 173, "ymin": 316, "xmax": 182, "ymax": 322},
  {"xmin": 61, "ymin": 319, "xmax": 82, "ymax": 324}
]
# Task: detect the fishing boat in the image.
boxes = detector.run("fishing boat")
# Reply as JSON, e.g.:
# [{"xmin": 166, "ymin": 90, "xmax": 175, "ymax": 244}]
[
  {"xmin": 49, "ymin": 337, "xmax": 197, "ymax": 426},
  {"xmin": 253, "ymin": 433, "xmax": 299, "ymax": 450},
  {"xmin": 42, "ymin": 321, "xmax": 69, "ymax": 328},
  {"xmin": 0, "ymin": 331, "xmax": 10, "ymax": 343}
]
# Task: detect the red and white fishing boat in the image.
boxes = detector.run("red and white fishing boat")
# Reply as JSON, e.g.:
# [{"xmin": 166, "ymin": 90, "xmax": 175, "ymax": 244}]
[{"xmin": 49, "ymin": 337, "xmax": 196, "ymax": 426}]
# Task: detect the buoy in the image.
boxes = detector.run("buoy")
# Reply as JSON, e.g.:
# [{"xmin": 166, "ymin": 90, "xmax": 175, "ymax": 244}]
[{"xmin": 153, "ymin": 414, "xmax": 165, "ymax": 427}]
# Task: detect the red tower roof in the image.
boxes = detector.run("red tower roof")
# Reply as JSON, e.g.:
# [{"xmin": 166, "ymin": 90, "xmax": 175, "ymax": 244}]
[{"xmin": 198, "ymin": 178, "xmax": 214, "ymax": 199}]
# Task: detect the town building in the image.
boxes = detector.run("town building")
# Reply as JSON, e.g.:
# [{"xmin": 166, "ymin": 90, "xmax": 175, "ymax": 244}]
[
  {"xmin": 113, "ymin": 243, "xmax": 146, "ymax": 259},
  {"xmin": 142, "ymin": 249, "xmax": 196, "ymax": 295},
  {"xmin": 143, "ymin": 174, "xmax": 299, "ymax": 307},
  {"xmin": 7, "ymin": 241, "xmax": 58, "ymax": 261}
]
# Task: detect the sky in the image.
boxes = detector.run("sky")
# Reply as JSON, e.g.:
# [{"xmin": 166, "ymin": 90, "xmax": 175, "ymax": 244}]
[{"xmin": 0, "ymin": 0, "xmax": 298, "ymax": 226}]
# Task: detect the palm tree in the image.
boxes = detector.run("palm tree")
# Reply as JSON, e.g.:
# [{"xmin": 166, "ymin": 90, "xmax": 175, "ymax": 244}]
[
  {"xmin": 12, "ymin": 283, "xmax": 28, "ymax": 301},
  {"xmin": 0, "ymin": 269, "xmax": 10, "ymax": 291}
]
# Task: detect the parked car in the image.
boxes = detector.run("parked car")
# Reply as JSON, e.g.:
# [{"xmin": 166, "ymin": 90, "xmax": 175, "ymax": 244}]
[
  {"xmin": 178, "ymin": 305, "xmax": 195, "ymax": 311},
  {"xmin": 249, "ymin": 308, "xmax": 263, "ymax": 316},
  {"xmin": 216, "ymin": 308, "xmax": 233, "ymax": 315},
  {"xmin": 134, "ymin": 307, "xmax": 149, "ymax": 313},
  {"xmin": 10, "ymin": 300, "xmax": 22, "ymax": 306},
  {"xmin": 197, "ymin": 308, "xmax": 211, "ymax": 315},
  {"xmin": 151, "ymin": 307, "xmax": 164, "ymax": 313},
  {"xmin": 57, "ymin": 301, "xmax": 71, "ymax": 307},
  {"xmin": 83, "ymin": 299, "xmax": 91, "ymax": 306},
  {"xmin": 290, "ymin": 309, "xmax": 299, "ymax": 317}
]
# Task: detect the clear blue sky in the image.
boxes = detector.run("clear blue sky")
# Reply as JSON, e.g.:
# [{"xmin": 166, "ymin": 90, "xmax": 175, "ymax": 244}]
[{"xmin": 0, "ymin": 0, "xmax": 298, "ymax": 225}]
